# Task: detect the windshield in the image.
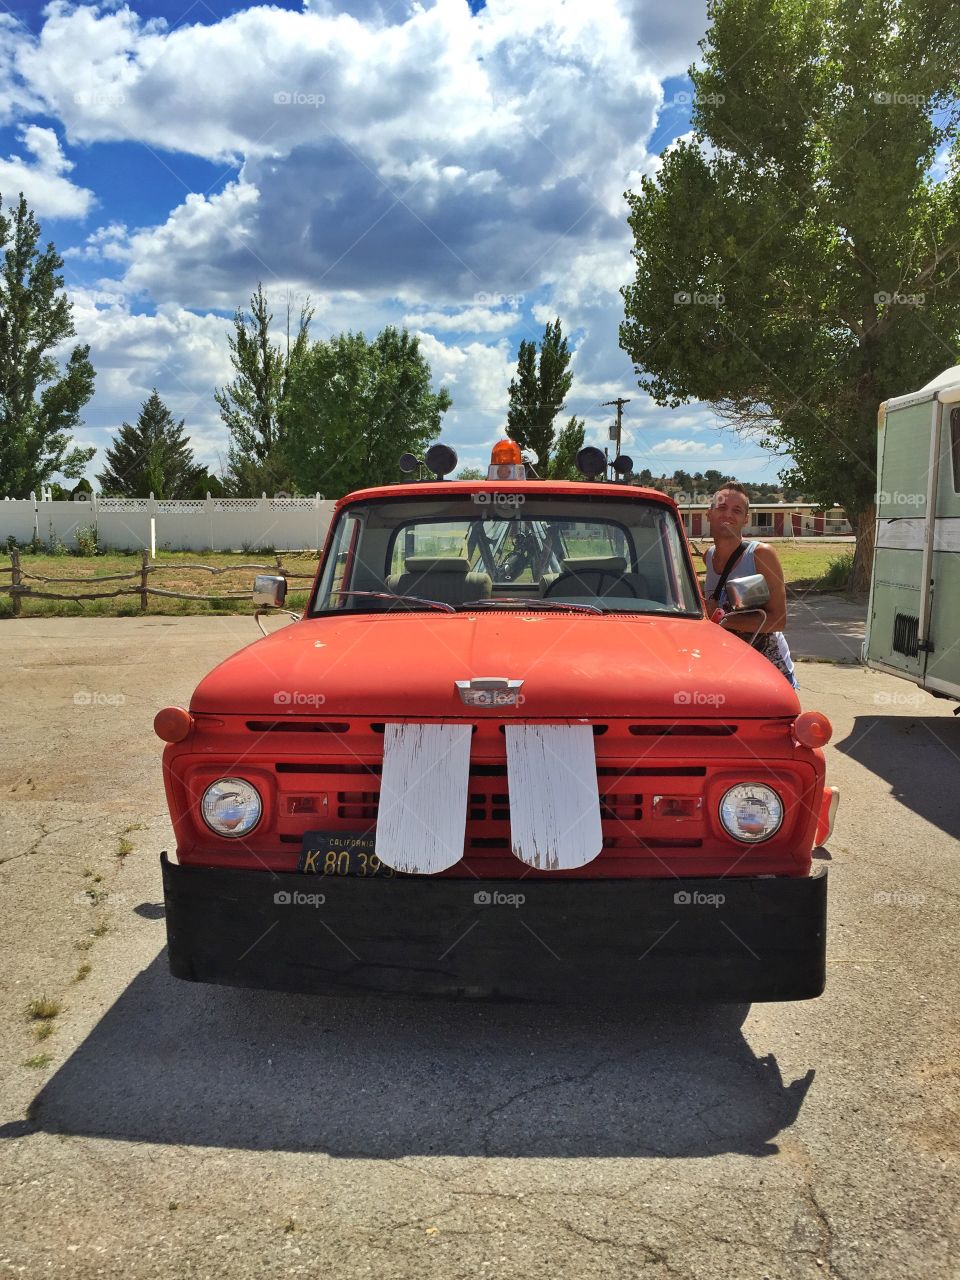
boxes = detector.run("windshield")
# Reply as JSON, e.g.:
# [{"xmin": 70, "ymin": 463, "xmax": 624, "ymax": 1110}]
[{"xmin": 311, "ymin": 492, "xmax": 702, "ymax": 616}]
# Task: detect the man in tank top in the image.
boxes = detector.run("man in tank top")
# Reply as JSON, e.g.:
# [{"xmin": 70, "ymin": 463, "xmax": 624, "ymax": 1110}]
[{"xmin": 703, "ymin": 483, "xmax": 799, "ymax": 689}]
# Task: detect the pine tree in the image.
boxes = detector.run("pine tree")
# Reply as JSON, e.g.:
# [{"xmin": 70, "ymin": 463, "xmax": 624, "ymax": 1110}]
[{"xmin": 96, "ymin": 391, "xmax": 204, "ymax": 498}]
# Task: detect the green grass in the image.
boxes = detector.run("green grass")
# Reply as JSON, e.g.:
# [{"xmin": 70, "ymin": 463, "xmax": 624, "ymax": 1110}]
[
  {"xmin": 23, "ymin": 1053, "xmax": 53, "ymax": 1069},
  {"xmin": 26, "ymin": 995, "xmax": 62, "ymax": 1021},
  {"xmin": 1, "ymin": 549, "xmax": 318, "ymax": 618},
  {"xmin": 690, "ymin": 539, "xmax": 854, "ymax": 591}
]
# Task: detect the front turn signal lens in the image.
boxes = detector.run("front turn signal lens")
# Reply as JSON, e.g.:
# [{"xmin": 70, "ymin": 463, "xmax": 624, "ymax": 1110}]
[
  {"xmin": 154, "ymin": 706, "xmax": 193, "ymax": 743},
  {"xmin": 792, "ymin": 710, "xmax": 832, "ymax": 748}
]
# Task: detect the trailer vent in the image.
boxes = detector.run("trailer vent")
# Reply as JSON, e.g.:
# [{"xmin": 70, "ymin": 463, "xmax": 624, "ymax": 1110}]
[{"xmin": 892, "ymin": 612, "xmax": 919, "ymax": 658}]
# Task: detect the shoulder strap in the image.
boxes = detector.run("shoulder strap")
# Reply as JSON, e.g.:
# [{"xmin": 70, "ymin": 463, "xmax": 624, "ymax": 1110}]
[{"xmin": 714, "ymin": 540, "xmax": 748, "ymax": 600}]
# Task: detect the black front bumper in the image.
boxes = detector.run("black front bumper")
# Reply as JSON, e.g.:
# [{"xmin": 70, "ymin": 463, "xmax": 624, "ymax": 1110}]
[{"xmin": 161, "ymin": 855, "xmax": 827, "ymax": 1002}]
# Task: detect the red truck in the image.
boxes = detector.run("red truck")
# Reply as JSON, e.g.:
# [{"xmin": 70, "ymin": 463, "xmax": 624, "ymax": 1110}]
[{"xmin": 155, "ymin": 441, "xmax": 838, "ymax": 1003}]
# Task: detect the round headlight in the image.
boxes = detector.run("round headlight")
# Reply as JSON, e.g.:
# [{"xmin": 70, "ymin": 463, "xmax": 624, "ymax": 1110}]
[
  {"xmin": 719, "ymin": 783, "xmax": 783, "ymax": 843},
  {"xmin": 201, "ymin": 778, "xmax": 262, "ymax": 837}
]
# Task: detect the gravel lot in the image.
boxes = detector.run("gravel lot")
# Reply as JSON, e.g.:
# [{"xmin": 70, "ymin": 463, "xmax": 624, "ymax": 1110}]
[{"xmin": 1, "ymin": 613, "xmax": 957, "ymax": 1279}]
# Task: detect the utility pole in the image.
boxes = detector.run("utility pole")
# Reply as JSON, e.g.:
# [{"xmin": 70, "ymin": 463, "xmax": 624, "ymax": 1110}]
[{"xmin": 601, "ymin": 397, "xmax": 630, "ymax": 458}]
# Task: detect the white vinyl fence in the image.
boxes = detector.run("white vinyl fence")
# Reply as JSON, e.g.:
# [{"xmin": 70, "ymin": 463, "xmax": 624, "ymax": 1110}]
[{"xmin": 1, "ymin": 493, "xmax": 336, "ymax": 552}]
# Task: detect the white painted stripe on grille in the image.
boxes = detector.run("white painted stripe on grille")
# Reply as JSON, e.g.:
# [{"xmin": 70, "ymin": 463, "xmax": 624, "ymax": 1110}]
[
  {"xmin": 375, "ymin": 722, "xmax": 472, "ymax": 874},
  {"xmin": 505, "ymin": 724, "xmax": 603, "ymax": 871}
]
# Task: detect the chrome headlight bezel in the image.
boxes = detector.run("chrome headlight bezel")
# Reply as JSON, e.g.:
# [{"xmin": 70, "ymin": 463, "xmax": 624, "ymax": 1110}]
[
  {"xmin": 719, "ymin": 783, "xmax": 784, "ymax": 843},
  {"xmin": 201, "ymin": 777, "xmax": 262, "ymax": 838}
]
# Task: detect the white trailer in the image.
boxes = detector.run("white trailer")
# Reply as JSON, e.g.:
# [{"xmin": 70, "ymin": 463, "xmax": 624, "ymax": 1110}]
[{"xmin": 864, "ymin": 364, "xmax": 960, "ymax": 702}]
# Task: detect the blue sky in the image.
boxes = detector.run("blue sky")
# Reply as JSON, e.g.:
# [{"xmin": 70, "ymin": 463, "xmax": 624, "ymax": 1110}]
[{"xmin": 0, "ymin": 0, "xmax": 791, "ymax": 488}]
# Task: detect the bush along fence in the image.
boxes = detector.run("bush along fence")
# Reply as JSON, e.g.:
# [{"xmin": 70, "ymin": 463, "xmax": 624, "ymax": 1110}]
[{"xmin": 0, "ymin": 549, "xmax": 317, "ymax": 616}]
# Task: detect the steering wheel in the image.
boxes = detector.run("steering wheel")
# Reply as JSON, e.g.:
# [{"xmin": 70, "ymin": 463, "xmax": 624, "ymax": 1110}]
[{"xmin": 542, "ymin": 570, "xmax": 640, "ymax": 599}]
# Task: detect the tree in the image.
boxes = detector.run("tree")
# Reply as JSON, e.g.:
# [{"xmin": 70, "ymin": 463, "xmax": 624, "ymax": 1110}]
[
  {"xmin": 546, "ymin": 416, "xmax": 586, "ymax": 479},
  {"xmin": 190, "ymin": 471, "xmax": 225, "ymax": 499},
  {"xmin": 96, "ymin": 391, "xmax": 204, "ymax": 498},
  {"xmin": 215, "ymin": 284, "xmax": 312, "ymax": 494},
  {"xmin": 282, "ymin": 327, "xmax": 451, "ymax": 496},
  {"xmin": 506, "ymin": 319, "xmax": 574, "ymax": 473},
  {"xmin": 455, "ymin": 466, "xmax": 486, "ymax": 480},
  {"xmin": 0, "ymin": 193, "xmax": 95, "ymax": 497},
  {"xmin": 620, "ymin": 0, "xmax": 960, "ymax": 589}
]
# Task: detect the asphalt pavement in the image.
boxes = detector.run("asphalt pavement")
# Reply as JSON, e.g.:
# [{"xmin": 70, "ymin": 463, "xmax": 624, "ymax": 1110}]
[{"xmin": 0, "ymin": 607, "xmax": 957, "ymax": 1280}]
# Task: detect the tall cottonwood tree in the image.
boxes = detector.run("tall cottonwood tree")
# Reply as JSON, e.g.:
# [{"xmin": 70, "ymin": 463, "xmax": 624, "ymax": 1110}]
[
  {"xmin": 506, "ymin": 319, "xmax": 574, "ymax": 474},
  {"xmin": 620, "ymin": 0, "xmax": 960, "ymax": 588},
  {"xmin": 215, "ymin": 283, "xmax": 313, "ymax": 493},
  {"xmin": 0, "ymin": 193, "xmax": 95, "ymax": 496}
]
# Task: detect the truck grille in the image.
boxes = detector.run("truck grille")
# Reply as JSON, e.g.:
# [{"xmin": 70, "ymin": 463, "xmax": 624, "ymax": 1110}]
[{"xmin": 223, "ymin": 715, "xmax": 808, "ymax": 877}]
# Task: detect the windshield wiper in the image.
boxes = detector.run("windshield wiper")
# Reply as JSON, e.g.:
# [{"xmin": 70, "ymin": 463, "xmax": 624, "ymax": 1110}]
[
  {"xmin": 324, "ymin": 590, "xmax": 455, "ymax": 614},
  {"xmin": 457, "ymin": 597, "xmax": 603, "ymax": 615}
]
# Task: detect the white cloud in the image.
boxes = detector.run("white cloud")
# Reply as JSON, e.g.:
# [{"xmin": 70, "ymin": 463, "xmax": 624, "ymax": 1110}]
[
  {"xmin": 402, "ymin": 305, "xmax": 520, "ymax": 333},
  {"xmin": 0, "ymin": 1, "xmax": 782, "ymax": 482},
  {"xmin": 0, "ymin": 125, "xmax": 94, "ymax": 219},
  {"xmin": 649, "ymin": 437, "xmax": 723, "ymax": 455},
  {"xmin": 67, "ymin": 291, "xmax": 235, "ymax": 472}
]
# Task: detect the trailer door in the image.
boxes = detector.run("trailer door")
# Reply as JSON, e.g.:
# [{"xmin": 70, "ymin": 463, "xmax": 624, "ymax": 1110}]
[
  {"xmin": 867, "ymin": 398, "xmax": 934, "ymax": 682},
  {"xmin": 923, "ymin": 403, "xmax": 960, "ymax": 697}
]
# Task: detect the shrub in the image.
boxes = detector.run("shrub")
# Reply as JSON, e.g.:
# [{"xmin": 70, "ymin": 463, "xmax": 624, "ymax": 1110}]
[
  {"xmin": 75, "ymin": 524, "xmax": 99, "ymax": 556},
  {"xmin": 818, "ymin": 551, "xmax": 854, "ymax": 591}
]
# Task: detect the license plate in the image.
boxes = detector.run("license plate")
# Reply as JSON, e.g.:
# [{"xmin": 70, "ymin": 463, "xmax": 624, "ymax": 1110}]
[{"xmin": 298, "ymin": 831, "xmax": 395, "ymax": 877}]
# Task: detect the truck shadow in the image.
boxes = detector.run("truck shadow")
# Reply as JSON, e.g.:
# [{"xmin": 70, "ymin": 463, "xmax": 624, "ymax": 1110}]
[
  {"xmin": 14, "ymin": 954, "xmax": 814, "ymax": 1158},
  {"xmin": 834, "ymin": 713, "xmax": 960, "ymax": 839}
]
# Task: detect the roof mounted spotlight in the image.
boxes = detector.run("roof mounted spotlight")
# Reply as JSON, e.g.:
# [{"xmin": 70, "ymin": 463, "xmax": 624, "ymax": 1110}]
[
  {"xmin": 576, "ymin": 446, "xmax": 607, "ymax": 480},
  {"xmin": 612, "ymin": 454, "xmax": 634, "ymax": 482},
  {"xmin": 398, "ymin": 452, "xmax": 421, "ymax": 476},
  {"xmin": 425, "ymin": 443, "xmax": 458, "ymax": 479}
]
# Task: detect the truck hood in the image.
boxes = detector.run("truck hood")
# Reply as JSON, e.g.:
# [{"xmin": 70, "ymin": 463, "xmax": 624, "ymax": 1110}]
[{"xmin": 189, "ymin": 613, "xmax": 799, "ymax": 720}]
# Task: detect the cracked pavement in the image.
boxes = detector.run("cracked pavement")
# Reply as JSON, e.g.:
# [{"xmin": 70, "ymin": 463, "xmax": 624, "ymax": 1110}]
[{"xmin": 0, "ymin": 615, "xmax": 958, "ymax": 1279}]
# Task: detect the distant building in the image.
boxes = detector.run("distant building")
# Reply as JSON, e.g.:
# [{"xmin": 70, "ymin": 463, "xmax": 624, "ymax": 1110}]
[{"xmin": 676, "ymin": 501, "xmax": 852, "ymax": 539}]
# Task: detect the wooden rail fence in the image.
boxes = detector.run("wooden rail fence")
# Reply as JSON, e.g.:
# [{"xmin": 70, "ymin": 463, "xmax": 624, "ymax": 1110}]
[{"xmin": 0, "ymin": 549, "xmax": 316, "ymax": 616}]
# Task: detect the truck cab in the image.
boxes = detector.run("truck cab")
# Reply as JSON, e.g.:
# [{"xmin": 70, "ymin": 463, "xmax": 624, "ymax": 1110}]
[{"xmin": 156, "ymin": 443, "xmax": 838, "ymax": 1003}]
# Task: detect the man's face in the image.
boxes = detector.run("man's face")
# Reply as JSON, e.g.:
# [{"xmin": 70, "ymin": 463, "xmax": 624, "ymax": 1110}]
[{"xmin": 707, "ymin": 488, "xmax": 749, "ymax": 539}]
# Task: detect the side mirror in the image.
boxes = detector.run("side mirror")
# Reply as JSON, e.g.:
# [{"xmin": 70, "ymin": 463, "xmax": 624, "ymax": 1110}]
[
  {"xmin": 725, "ymin": 573, "xmax": 769, "ymax": 610},
  {"xmin": 253, "ymin": 574, "xmax": 287, "ymax": 608}
]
